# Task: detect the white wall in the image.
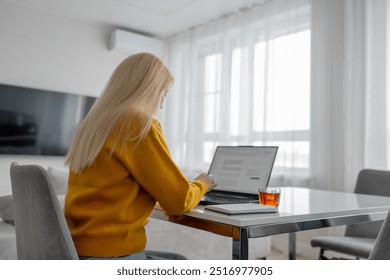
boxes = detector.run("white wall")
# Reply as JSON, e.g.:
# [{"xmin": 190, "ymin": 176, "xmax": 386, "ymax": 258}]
[{"xmin": 0, "ymin": 2, "xmax": 129, "ymax": 194}]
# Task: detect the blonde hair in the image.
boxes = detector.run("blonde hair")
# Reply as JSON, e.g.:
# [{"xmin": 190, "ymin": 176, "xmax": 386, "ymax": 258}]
[{"xmin": 66, "ymin": 53, "xmax": 173, "ymax": 173}]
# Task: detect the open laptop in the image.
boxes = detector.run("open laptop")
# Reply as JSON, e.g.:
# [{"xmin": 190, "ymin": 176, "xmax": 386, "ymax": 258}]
[{"xmin": 199, "ymin": 146, "xmax": 278, "ymax": 205}]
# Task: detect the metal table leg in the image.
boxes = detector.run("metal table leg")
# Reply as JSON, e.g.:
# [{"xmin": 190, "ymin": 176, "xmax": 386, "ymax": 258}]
[
  {"xmin": 232, "ymin": 228, "xmax": 249, "ymax": 260},
  {"xmin": 289, "ymin": 232, "xmax": 296, "ymax": 260}
]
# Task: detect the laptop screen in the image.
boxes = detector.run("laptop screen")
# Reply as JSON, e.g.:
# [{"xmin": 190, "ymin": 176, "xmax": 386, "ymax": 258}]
[{"xmin": 207, "ymin": 146, "xmax": 278, "ymax": 194}]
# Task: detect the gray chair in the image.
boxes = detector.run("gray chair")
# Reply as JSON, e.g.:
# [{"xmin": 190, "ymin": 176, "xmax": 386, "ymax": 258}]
[
  {"xmin": 10, "ymin": 162, "xmax": 78, "ymax": 259},
  {"xmin": 369, "ymin": 209, "xmax": 390, "ymax": 259},
  {"xmin": 311, "ymin": 169, "xmax": 390, "ymax": 259}
]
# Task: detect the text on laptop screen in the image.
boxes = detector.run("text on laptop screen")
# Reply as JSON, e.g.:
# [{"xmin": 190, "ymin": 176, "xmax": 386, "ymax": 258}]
[{"xmin": 208, "ymin": 146, "xmax": 278, "ymax": 194}]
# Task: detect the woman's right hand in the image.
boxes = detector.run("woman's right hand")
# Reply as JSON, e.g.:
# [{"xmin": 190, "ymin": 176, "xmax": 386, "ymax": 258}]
[{"xmin": 194, "ymin": 173, "xmax": 217, "ymax": 192}]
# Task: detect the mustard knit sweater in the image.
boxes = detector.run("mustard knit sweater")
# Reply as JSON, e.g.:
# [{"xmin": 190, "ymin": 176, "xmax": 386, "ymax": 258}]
[{"xmin": 64, "ymin": 119, "xmax": 208, "ymax": 257}]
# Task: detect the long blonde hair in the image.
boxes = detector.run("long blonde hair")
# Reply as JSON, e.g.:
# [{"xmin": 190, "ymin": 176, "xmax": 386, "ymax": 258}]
[{"xmin": 66, "ymin": 53, "xmax": 173, "ymax": 173}]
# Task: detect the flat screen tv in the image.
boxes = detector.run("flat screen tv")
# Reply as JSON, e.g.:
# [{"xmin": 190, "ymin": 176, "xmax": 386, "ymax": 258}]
[{"xmin": 0, "ymin": 84, "xmax": 97, "ymax": 156}]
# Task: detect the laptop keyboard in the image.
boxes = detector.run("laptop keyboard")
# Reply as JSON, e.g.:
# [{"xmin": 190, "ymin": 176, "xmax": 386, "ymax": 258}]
[{"xmin": 200, "ymin": 192, "xmax": 259, "ymax": 205}]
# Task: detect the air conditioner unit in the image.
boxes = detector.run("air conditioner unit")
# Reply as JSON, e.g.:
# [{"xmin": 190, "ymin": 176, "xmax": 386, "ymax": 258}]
[{"xmin": 109, "ymin": 29, "xmax": 163, "ymax": 56}]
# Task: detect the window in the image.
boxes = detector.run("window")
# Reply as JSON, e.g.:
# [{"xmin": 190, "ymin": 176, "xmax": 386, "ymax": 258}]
[
  {"xmin": 192, "ymin": 30, "xmax": 311, "ymax": 176},
  {"xmin": 165, "ymin": 1, "xmax": 312, "ymax": 181}
]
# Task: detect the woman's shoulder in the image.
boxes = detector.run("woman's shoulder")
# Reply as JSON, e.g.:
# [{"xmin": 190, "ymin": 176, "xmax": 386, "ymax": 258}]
[
  {"xmin": 151, "ymin": 118, "xmax": 161, "ymax": 128},
  {"xmin": 148, "ymin": 118, "xmax": 164, "ymax": 137},
  {"xmin": 109, "ymin": 116, "xmax": 162, "ymax": 143}
]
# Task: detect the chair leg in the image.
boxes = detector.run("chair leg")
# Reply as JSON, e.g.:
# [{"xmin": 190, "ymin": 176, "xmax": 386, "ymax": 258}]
[{"xmin": 319, "ymin": 248, "xmax": 329, "ymax": 260}]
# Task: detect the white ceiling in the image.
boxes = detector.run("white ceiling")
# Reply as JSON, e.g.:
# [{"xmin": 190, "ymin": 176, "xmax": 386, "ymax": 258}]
[{"xmin": 2, "ymin": 0, "xmax": 266, "ymax": 39}]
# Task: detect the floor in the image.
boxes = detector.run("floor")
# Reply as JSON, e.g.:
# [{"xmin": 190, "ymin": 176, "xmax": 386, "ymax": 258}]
[{"xmin": 266, "ymin": 248, "xmax": 308, "ymax": 260}]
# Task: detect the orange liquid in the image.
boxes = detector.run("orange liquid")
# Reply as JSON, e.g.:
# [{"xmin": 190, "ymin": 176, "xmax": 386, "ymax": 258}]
[{"xmin": 258, "ymin": 191, "xmax": 280, "ymax": 207}]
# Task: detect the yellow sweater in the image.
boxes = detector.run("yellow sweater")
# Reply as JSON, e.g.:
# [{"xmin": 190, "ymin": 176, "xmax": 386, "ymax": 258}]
[{"xmin": 64, "ymin": 119, "xmax": 208, "ymax": 257}]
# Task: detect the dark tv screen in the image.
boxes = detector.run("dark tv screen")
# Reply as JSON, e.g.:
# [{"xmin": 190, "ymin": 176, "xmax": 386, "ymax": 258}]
[{"xmin": 0, "ymin": 84, "xmax": 96, "ymax": 156}]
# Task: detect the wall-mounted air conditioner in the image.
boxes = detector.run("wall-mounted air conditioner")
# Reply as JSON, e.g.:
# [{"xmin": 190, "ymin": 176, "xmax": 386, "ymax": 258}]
[{"xmin": 109, "ymin": 29, "xmax": 163, "ymax": 56}]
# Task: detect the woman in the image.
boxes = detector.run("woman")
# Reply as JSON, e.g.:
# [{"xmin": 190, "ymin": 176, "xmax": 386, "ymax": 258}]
[{"xmin": 65, "ymin": 53, "xmax": 216, "ymax": 260}]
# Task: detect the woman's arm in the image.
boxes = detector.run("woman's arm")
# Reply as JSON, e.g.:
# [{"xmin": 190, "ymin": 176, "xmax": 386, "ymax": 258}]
[{"xmin": 120, "ymin": 120, "xmax": 210, "ymax": 215}]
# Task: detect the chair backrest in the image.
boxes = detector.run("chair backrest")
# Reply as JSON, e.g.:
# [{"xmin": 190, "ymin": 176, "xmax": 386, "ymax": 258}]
[
  {"xmin": 10, "ymin": 162, "xmax": 78, "ymax": 259},
  {"xmin": 346, "ymin": 169, "xmax": 390, "ymax": 238},
  {"xmin": 369, "ymin": 209, "xmax": 390, "ymax": 259}
]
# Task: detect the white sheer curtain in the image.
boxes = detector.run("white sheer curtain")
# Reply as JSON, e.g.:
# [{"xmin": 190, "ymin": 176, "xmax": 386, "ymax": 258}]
[
  {"xmin": 161, "ymin": 0, "xmax": 311, "ymax": 185},
  {"xmin": 310, "ymin": 0, "xmax": 389, "ymax": 192},
  {"xmin": 160, "ymin": 0, "xmax": 389, "ymax": 193}
]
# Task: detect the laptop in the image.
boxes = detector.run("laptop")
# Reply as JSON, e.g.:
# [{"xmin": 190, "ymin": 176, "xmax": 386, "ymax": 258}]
[
  {"xmin": 199, "ymin": 146, "xmax": 278, "ymax": 205},
  {"xmin": 205, "ymin": 203, "xmax": 278, "ymax": 215}
]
